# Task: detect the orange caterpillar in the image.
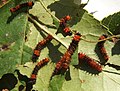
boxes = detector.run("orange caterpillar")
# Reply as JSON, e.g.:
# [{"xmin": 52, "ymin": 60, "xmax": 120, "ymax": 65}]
[
  {"xmin": 63, "ymin": 27, "xmax": 72, "ymax": 36},
  {"xmin": 60, "ymin": 15, "xmax": 71, "ymax": 26},
  {"xmin": 98, "ymin": 34, "xmax": 109, "ymax": 62},
  {"xmin": 52, "ymin": 33, "xmax": 81, "ymax": 76},
  {"xmin": 10, "ymin": 1, "xmax": 34, "ymax": 12},
  {"xmin": 29, "ymin": 58, "xmax": 49, "ymax": 84},
  {"xmin": 59, "ymin": 15, "xmax": 72, "ymax": 36},
  {"xmin": 78, "ymin": 53, "xmax": 102, "ymax": 72},
  {"xmin": 32, "ymin": 34, "xmax": 53, "ymax": 62}
]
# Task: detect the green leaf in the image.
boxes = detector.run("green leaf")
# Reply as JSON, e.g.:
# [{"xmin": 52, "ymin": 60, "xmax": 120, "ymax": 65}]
[
  {"xmin": 102, "ymin": 11, "xmax": 120, "ymax": 35},
  {"xmin": 0, "ymin": 0, "xmax": 32, "ymax": 77},
  {"xmin": 49, "ymin": 75, "xmax": 65, "ymax": 91}
]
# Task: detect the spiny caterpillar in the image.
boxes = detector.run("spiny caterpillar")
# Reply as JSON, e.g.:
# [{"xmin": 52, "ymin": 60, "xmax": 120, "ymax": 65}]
[
  {"xmin": 25, "ymin": 58, "xmax": 49, "ymax": 90},
  {"xmin": 29, "ymin": 58, "xmax": 49, "ymax": 84},
  {"xmin": 32, "ymin": 34, "xmax": 53, "ymax": 62},
  {"xmin": 52, "ymin": 33, "xmax": 81, "ymax": 77},
  {"xmin": 97, "ymin": 34, "xmax": 109, "ymax": 63},
  {"xmin": 78, "ymin": 53, "xmax": 102, "ymax": 72}
]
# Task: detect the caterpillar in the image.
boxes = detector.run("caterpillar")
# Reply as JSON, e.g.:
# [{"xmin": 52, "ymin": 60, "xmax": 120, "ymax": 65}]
[
  {"xmin": 63, "ymin": 27, "xmax": 72, "ymax": 36},
  {"xmin": 60, "ymin": 15, "xmax": 71, "ymax": 26},
  {"xmin": 32, "ymin": 34, "xmax": 53, "ymax": 62},
  {"xmin": 26, "ymin": 58, "xmax": 49, "ymax": 90},
  {"xmin": 29, "ymin": 58, "xmax": 49, "ymax": 84},
  {"xmin": 97, "ymin": 34, "xmax": 109, "ymax": 62},
  {"xmin": 10, "ymin": 1, "xmax": 34, "ymax": 12},
  {"xmin": 78, "ymin": 53, "xmax": 102, "ymax": 72},
  {"xmin": 52, "ymin": 33, "xmax": 81, "ymax": 77},
  {"xmin": 59, "ymin": 15, "xmax": 72, "ymax": 36}
]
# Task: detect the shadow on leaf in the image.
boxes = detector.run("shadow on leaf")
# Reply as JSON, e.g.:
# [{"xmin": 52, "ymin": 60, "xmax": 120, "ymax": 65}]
[
  {"xmin": 29, "ymin": 14, "xmax": 57, "ymax": 29},
  {"xmin": 7, "ymin": 6, "xmax": 32, "ymax": 23},
  {"xmin": 15, "ymin": 69, "xmax": 34, "ymax": 91},
  {"xmin": 65, "ymin": 68, "xmax": 71, "ymax": 81},
  {"xmin": 106, "ymin": 63, "xmax": 120, "ymax": 70},
  {"xmin": 73, "ymin": 63, "xmax": 101, "ymax": 75},
  {"xmin": 47, "ymin": 43, "xmax": 64, "ymax": 63},
  {"xmin": 47, "ymin": 0, "xmax": 86, "ymax": 26},
  {"xmin": 112, "ymin": 40, "xmax": 120, "ymax": 55},
  {"xmin": 0, "ymin": 73, "xmax": 17, "ymax": 91},
  {"xmin": 103, "ymin": 70, "xmax": 120, "ymax": 75},
  {"xmin": 50, "ymin": 67, "xmax": 71, "ymax": 81}
]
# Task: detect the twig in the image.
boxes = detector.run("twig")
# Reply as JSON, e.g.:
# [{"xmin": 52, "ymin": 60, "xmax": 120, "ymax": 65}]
[{"xmin": 81, "ymin": 34, "xmax": 120, "ymax": 43}]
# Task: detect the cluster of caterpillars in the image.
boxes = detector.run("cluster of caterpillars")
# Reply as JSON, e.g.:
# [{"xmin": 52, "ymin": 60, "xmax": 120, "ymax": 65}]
[
  {"xmin": 31, "ymin": 17, "xmax": 109, "ymax": 78},
  {"xmin": 10, "ymin": 1, "xmax": 110, "ymax": 91}
]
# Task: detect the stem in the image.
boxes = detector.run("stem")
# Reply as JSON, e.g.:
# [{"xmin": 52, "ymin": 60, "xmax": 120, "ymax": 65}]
[
  {"xmin": 102, "ymin": 24, "xmax": 113, "ymax": 36},
  {"xmin": 81, "ymin": 34, "xmax": 120, "ymax": 43},
  {"xmin": 28, "ymin": 15, "xmax": 68, "ymax": 48}
]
